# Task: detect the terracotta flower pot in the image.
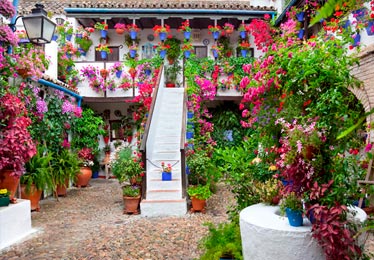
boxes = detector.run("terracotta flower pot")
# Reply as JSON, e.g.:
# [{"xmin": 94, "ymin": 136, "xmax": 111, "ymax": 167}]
[
  {"xmin": 0, "ymin": 169, "xmax": 20, "ymax": 200},
  {"xmin": 56, "ymin": 178, "xmax": 69, "ymax": 197},
  {"xmin": 190, "ymin": 197, "xmax": 206, "ymax": 213},
  {"xmin": 116, "ymin": 28, "xmax": 125, "ymax": 35},
  {"xmin": 75, "ymin": 167, "xmax": 92, "ymax": 188},
  {"xmin": 21, "ymin": 184, "xmax": 42, "ymax": 211},
  {"xmin": 123, "ymin": 195, "xmax": 140, "ymax": 214}
]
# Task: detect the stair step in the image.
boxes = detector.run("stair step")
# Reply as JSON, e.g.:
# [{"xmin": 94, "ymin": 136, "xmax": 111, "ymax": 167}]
[
  {"xmin": 140, "ymin": 198, "xmax": 187, "ymax": 217},
  {"xmin": 146, "ymin": 189, "xmax": 182, "ymax": 200},
  {"xmin": 147, "ymin": 179, "xmax": 181, "ymax": 190}
]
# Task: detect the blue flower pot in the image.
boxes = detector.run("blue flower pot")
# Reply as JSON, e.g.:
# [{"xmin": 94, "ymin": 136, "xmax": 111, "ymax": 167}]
[
  {"xmin": 129, "ymin": 49, "xmax": 137, "ymax": 58},
  {"xmin": 162, "ymin": 171, "xmax": 172, "ymax": 181},
  {"xmin": 241, "ymin": 49, "xmax": 247, "ymax": 57},
  {"xmin": 130, "ymin": 31, "xmax": 137, "ymax": 40},
  {"xmin": 92, "ymin": 171, "xmax": 99, "ymax": 179},
  {"xmin": 298, "ymin": 29, "xmax": 305, "ymax": 39},
  {"xmin": 352, "ymin": 8, "xmax": 366, "ymax": 21},
  {"xmin": 116, "ymin": 70, "xmax": 122, "ymax": 78},
  {"xmin": 342, "ymin": 20, "xmax": 350, "ymax": 30},
  {"xmin": 184, "ymin": 31, "xmax": 191, "ymax": 40},
  {"xmin": 159, "ymin": 49, "xmax": 166, "ymax": 58},
  {"xmin": 101, "ymin": 51, "xmax": 107, "ymax": 59},
  {"xmin": 76, "ymin": 33, "xmax": 82, "ymax": 39},
  {"xmin": 296, "ymin": 12, "xmax": 305, "ymax": 22},
  {"xmin": 187, "ymin": 111, "xmax": 194, "ymax": 119},
  {"xmin": 212, "ymin": 31, "xmax": 220, "ymax": 40},
  {"xmin": 101, "ymin": 30, "xmax": 107, "ymax": 38},
  {"xmin": 286, "ymin": 208, "xmax": 303, "ymax": 227},
  {"xmin": 159, "ymin": 32, "xmax": 167, "ymax": 41},
  {"xmin": 212, "ymin": 49, "xmax": 218, "ymax": 58},
  {"xmin": 184, "ymin": 50, "xmax": 191, "ymax": 58},
  {"xmin": 366, "ymin": 21, "xmax": 374, "ymax": 36},
  {"xmin": 145, "ymin": 69, "xmax": 152, "ymax": 76},
  {"xmin": 186, "ymin": 166, "xmax": 190, "ymax": 175},
  {"xmin": 52, "ymin": 34, "xmax": 58, "ymax": 41},
  {"xmin": 66, "ymin": 34, "xmax": 72, "ymax": 41},
  {"xmin": 353, "ymin": 33, "xmax": 361, "ymax": 47},
  {"xmin": 186, "ymin": 132, "xmax": 194, "ymax": 139},
  {"xmin": 240, "ymin": 31, "xmax": 247, "ymax": 39},
  {"xmin": 78, "ymin": 48, "xmax": 86, "ymax": 56}
]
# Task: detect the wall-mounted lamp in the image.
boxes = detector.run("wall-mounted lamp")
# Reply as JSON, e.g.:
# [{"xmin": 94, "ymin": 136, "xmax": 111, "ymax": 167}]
[
  {"xmin": 55, "ymin": 17, "xmax": 65, "ymax": 26},
  {"xmin": 9, "ymin": 4, "xmax": 56, "ymax": 44}
]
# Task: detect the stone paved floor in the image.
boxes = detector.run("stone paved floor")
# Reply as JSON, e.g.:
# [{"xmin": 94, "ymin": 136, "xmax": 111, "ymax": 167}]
[
  {"xmin": 1, "ymin": 179, "xmax": 374, "ymax": 259},
  {"xmin": 0, "ymin": 179, "xmax": 234, "ymax": 260}
]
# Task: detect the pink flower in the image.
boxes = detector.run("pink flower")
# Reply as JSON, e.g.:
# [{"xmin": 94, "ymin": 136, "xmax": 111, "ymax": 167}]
[{"xmin": 365, "ymin": 143, "xmax": 373, "ymax": 152}]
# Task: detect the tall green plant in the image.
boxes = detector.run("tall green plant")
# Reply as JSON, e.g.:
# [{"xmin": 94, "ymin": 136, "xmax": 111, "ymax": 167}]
[{"xmin": 71, "ymin": 106, "xmax": 105, "ymax": 155}]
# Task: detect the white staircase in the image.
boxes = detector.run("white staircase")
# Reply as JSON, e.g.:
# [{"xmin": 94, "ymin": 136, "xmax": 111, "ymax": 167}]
[{"xmin": 140, "ymin": 87, "xmax": 187, "ymax": 217}]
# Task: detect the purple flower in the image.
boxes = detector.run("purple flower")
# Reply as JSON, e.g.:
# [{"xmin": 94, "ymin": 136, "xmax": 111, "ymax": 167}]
[
  {"xmin": 36, "ymin": 98, "xmax": 48, "ymax": 114},
  {"xmin": 62, "ymin": 100, "xmax": 74, "ymax": 114}
]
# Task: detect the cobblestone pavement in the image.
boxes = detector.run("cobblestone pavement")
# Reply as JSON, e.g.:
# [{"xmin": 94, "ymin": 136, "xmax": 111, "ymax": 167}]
[
  {"xmin": 1, "ymin": 179, "xmax": 374, "ymax": 259},
  {"xmin": 0, "ymin": 179, "xmax": 235, "ymax": 260}
]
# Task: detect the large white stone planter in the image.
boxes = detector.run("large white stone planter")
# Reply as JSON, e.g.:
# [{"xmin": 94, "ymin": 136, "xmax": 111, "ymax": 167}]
[
  {"xmin": 239, "ymin": 203, "xmax": 367, "ymax": 260},
  {"xmin": 0, "ymin": 199, "xmax": 37, "ymax": 251}
]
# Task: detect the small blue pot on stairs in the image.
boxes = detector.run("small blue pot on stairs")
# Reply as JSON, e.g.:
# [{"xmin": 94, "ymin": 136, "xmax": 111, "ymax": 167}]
[{"xmin": 162, "ymin": 171, "xmax": 172, "ymax": 181}]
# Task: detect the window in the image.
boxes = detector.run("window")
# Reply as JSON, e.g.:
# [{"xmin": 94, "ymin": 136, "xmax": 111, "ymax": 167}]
[
  {"xmin": 95, "ymin": 46, "xmax": 120, "ymax": 61},
  {"xmin": 194, "ymin": 46, "xmax": 207, "ymax": 58}
]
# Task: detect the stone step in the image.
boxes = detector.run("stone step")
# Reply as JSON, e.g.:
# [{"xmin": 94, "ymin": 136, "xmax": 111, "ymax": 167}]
[
  {"xmin": 145, "ymin": 189, "xmax": 182, "ymax": 200},
  {"xmin": 147, "ymin": 178, "xmax": 181, "ymax": 190},
  {"xmin": 140, "ymin": 198, "xmax": 187, "ymax": 217}
]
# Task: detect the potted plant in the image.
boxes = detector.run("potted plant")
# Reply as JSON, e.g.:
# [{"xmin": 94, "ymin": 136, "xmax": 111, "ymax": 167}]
[
  {"xmin": 178, "ymin": 19, "xmax": 192, "ymax": 40},
  {"xmin": 280, "ymin": 192, "xmax": 304, "ymax": 227},
  {"xmin": 96, "ymin": 44, "xmax": 112, "ymax": 59},
  {"xmin": 21, "ymin": 146, "xmax": 53, "ymax": 211},
  {"xmin": 51, "ymin": 149, "xmax": 80, "ymax": 197},
  {"xmin": 165, "ymin": 62, "xmax": 182, "ymax": 88},
  {"xmin": 0, "ymin": 92, "xmax": 37, "ymax": 200},
  {"xmin": 110, "ymin": 62, "xmax": 123, "ymax": 79},
  {"xmin": 161, "ymin": 162, "xmax": 172, "ymax": 181},
  {"xmin": 155, "ymin": 42, "xmax": 170, "ymax": 59},
  {"xmin": 238, "ymin": 41, "xmax": 251, "ymax": 57},
  {"xmin": 94, "ymin": 21, "xmax": 109, "ymax": 38},
  {"xmin": 211, "ymin": 44, "xmax": 223, "ymax": 59},
  {"xmin": 187, "ymin": 184, "xmax": 212, "ymax": 213},
  {"xmin": 127, "ymin": 23, "xmax": 140, "ymax": 40},
  {"xmin": 0, "ymin": 189, "xmax": 10, "ymax": 207},
  {"xmin": 164, "ymin": 37, "xmax": 181, "ymax": 64},
  {"xmin": 223, "ymin": 22, "xmax": 234, "ymax": 35},
  {"xmin": 111, "ymin": 146, "xmax": 144, "ymax": 184},
  {"xmin": 181, "ymin": 41, "xmax": 194, "ymax": 58},
  {"xmin": 238, "ymin": 23, "xmax": 248, "ymax": 39},
  {"xmin": 153, "ymin": 24, "xmax": 171, "ymax": 41},
  {"xmin": 122, "ymin": 185, "xmax": 141, "ymax": 214},
  {"xmin": 114, "ymin": 23, "xmax": 126, "ymax": 35},
  {"xmin": 76, "ymin": 147, "xmax": 94, "ymax": 188},
  {"xmin": 208, "ymin": 25, "xmax": 222, "ymax": 40},
  {"xmin": 75, "ymin": 27, "xmax": 93, "ymax": 54}
]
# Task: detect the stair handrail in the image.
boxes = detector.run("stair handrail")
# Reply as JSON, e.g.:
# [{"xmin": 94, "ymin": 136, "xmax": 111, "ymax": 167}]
[
  {"xmin": 180, "ymin": 83, "xmax": 188, "ymax": 198},
  {"xmin": 140, "ymin": 64, "xmax": 163, "ymax": 200},
  {"xmin": 140, "ymin": 64, "xmax": 163, "ymax": 152}
]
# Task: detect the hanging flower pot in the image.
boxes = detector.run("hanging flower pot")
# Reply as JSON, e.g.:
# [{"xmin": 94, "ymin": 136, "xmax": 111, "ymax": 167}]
[
  {"xmin": 298, "ymin": 29, "xmax": 305, "ymax": 39},
  {"xmin": 296, "ymin": 12, "xmax": 305, "ymax": 22},
  {"xmin": 116, "ymin": 28, "xmax": 125, "ymax": 35},
  {"xmin": 366, "ymin": 21, "xmax": 374, "ymax": 36},
  {"xmin": 76, "ymin": 33, "xmax": 83, "ymax": 39},
  {"xmin": 101, "ymin": 51, "xmax": 108, "ymax": 59},
  {"xmin": 130, "ymin": 31, "xmax": 137, "ymax": 40},
  {"xmin": 66, "ymin": 34, "xmax": 72, "ymax": 41},
  {"xmin": 184, "ymin": 31, "xmax": 191, "ymax": 40},
  {"xmin": 78, "ymin": 48, "xmax": 86, "ymax": 56},
  {"xmin": 159, "ymin": 32, "xmax": 167, "ymax": 41},
  {"xmin": 145, "ymin": 69, "xmax": 152, "ymax": 76},
  {"xmin": 241, "ymin": 49, "xmax": 247, "ymax": 57},
  {"xmin": 240, "ymin": 31, "xmax": 247, "ymax": 39},
  {"xmin": 129, "ymin": 49, "xmax": 137, "ymax": 58},
  {"xmin": 115, "ymin": 70, "xmax": 122, "ymax": 78},
  {"xmin": 212, "ymin": 31, "xmax": 220, "ymax": 40},
  {"xmin": 352, "ymin": 8, "xmax": 366, "ymax": 21},
  {"xmin": 100, "ymin": 30, "xmax": 108, "ymax": 38},
  {"xmin": 187, "ymin": 111, "xmax": 194, "ymax": 119},
  {"xmin": 159, "ymin": 49, "xmax": 166, "ymax": 58},
  {"xmin": 186, "ymin": 132, "xmax": 194, "ymax": 139},
  {"xmin": 184, "ymin": 50, "xmax": 191, "ymax": 59},
  {"xmin": 212, "ymin": 49, "xmax": 219, "ymax": 58},
  {"xmin": 52, "ymin": 34, "xmax": 58, "ymax": 41},
  {"xmin": 353, "ymin": 33, "xmax": 361, "ymax": 47}
]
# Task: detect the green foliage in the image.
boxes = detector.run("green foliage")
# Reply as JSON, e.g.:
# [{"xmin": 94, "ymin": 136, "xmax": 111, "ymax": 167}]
[
  {"xmin": 122, "ymin": 185, "xmax": 140, "ymax": 197},
  {"xmin": 187, "ymin": 184, "xmax": 212, "ymax": 200},
  {"xmin": 75, "ymin": 37, "xmax": 93, "ymax": 52},
  {"xmin": 165, "ymin": 62, "xmax": 182, "ymax": 84},
  {"xmin": 22, "ymin": 146, "xmax": 53, "ymax": 194},
  {"xmin": 164, "ymin": 37, "xmax": 181, "ymax": 61},
  {"xmin": 199, "ymin": 222, "xmax": 243, "ymax": 260},
  {"xmin": 217, "ymin": 36, "xmax": 233, "ymax": 57},
  {"xmin": 111, "ymin": 146, "xmax": 143, "ymax": 183},
  {"xmin": 280, "ymin": 192, "xmax": 303, "ymax": 214},
  {"xmin": 50, "ymin": 149, "xmax": 80, "ymax": 190},
  {"xmin": 187, "ymin": 149, "xmax": 219, "ymax": 185},
  {"xmin": 71, "ymin": 106, "xmax": 105, "ymax": 155}
]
